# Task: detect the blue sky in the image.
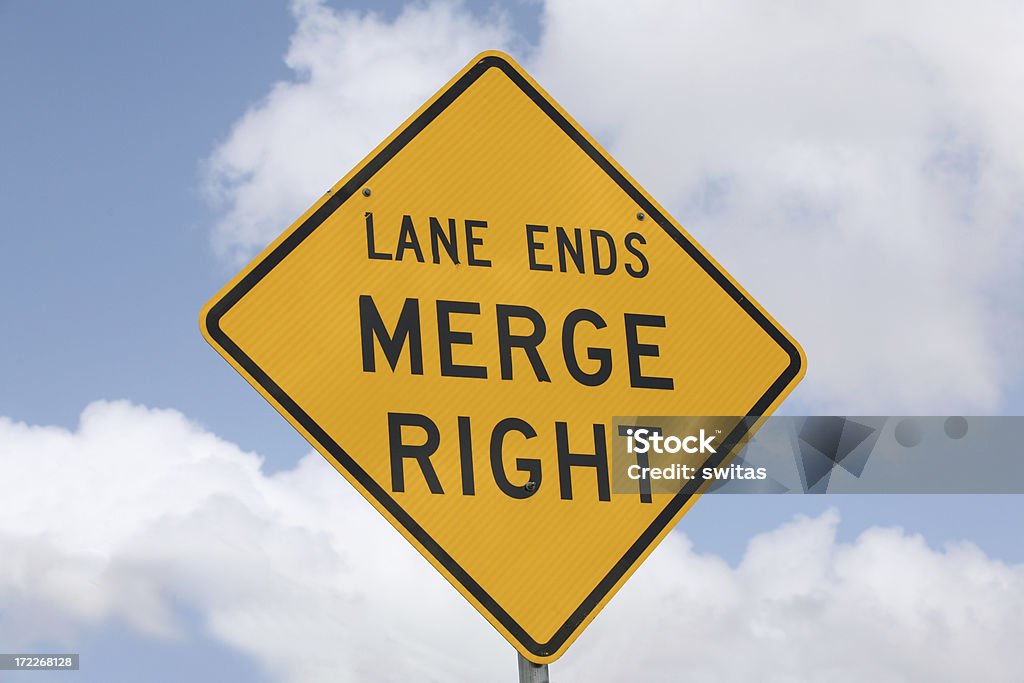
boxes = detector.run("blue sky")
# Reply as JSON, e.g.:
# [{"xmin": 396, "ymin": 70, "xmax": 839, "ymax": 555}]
[
  {"xmin": 1, "ymin": 0, "xmax": 299, "ymax": 459},
  {"xmin": 2, "ymin": 1, "xmax": 1023, "ymax": 681}
]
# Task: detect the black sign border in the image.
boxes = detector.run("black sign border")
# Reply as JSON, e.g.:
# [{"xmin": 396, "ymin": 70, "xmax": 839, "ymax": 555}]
[{"xmin": 204, "ymin": 53, "xmax": 803, "ymax": 660}]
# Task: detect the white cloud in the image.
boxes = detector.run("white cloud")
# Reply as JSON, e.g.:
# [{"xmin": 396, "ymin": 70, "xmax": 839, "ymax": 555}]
[
  {"xmin": 203, "ymin": 0, "xmax": 1024, "ymax": 413},
  {"xmin": 567, "ymin": 511, "xmax": 1024, "ymax": 682},
  {"xmin": 531, "ymin": 0, "xmax": 1024, "ymax": 414},
  {"xmin": 2, "ymin": 402, "xmax": 1023, "ymax": 681},
  {"xmin": 203, "ymin": 0, "xmax": 514, "ymax": 262},
  {"xmin": 0, "ymin": 402, "xmax": 503, "ymax": 681}
]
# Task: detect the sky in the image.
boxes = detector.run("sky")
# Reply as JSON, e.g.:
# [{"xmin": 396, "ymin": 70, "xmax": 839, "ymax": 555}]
[{"xmin": 1, "ymin": 1, "xmax": 1023, "ymax": 681}]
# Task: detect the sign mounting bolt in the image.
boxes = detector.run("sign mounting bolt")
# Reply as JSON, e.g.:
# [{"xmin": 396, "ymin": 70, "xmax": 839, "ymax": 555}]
[
  {"xmin": 362, "ymin": 187, "xmax": 372, "ymax": 197},
  {"xmin": 636, "ymin": 211, "xmax": 645, "ymax": 220}
]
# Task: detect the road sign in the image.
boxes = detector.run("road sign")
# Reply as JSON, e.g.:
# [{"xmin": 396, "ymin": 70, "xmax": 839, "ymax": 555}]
[{"xmin": 201, "ymin": 51, "xmax": 804, "ymax": 663}]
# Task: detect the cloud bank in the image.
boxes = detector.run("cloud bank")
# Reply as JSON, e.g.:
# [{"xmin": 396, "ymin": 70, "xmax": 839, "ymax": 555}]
[
  {"xmin": 1, "ymin": 401, "xmax": 1022, "ymax": 681},
  {"xmin": 203, "ymin": 0, "xmax": 1024, "ymax": 414}
]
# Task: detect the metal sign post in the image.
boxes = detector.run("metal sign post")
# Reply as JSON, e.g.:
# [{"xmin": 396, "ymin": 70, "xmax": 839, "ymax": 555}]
[{"xmin": 518, "ymin": 653, "xmax": 550, "ymax": 683}]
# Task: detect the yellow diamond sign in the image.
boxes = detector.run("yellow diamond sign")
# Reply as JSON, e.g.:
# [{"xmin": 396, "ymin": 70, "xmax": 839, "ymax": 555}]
[{"xmin": 200, "ymin": 51, "xmax": 804, "ymax": 663}]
